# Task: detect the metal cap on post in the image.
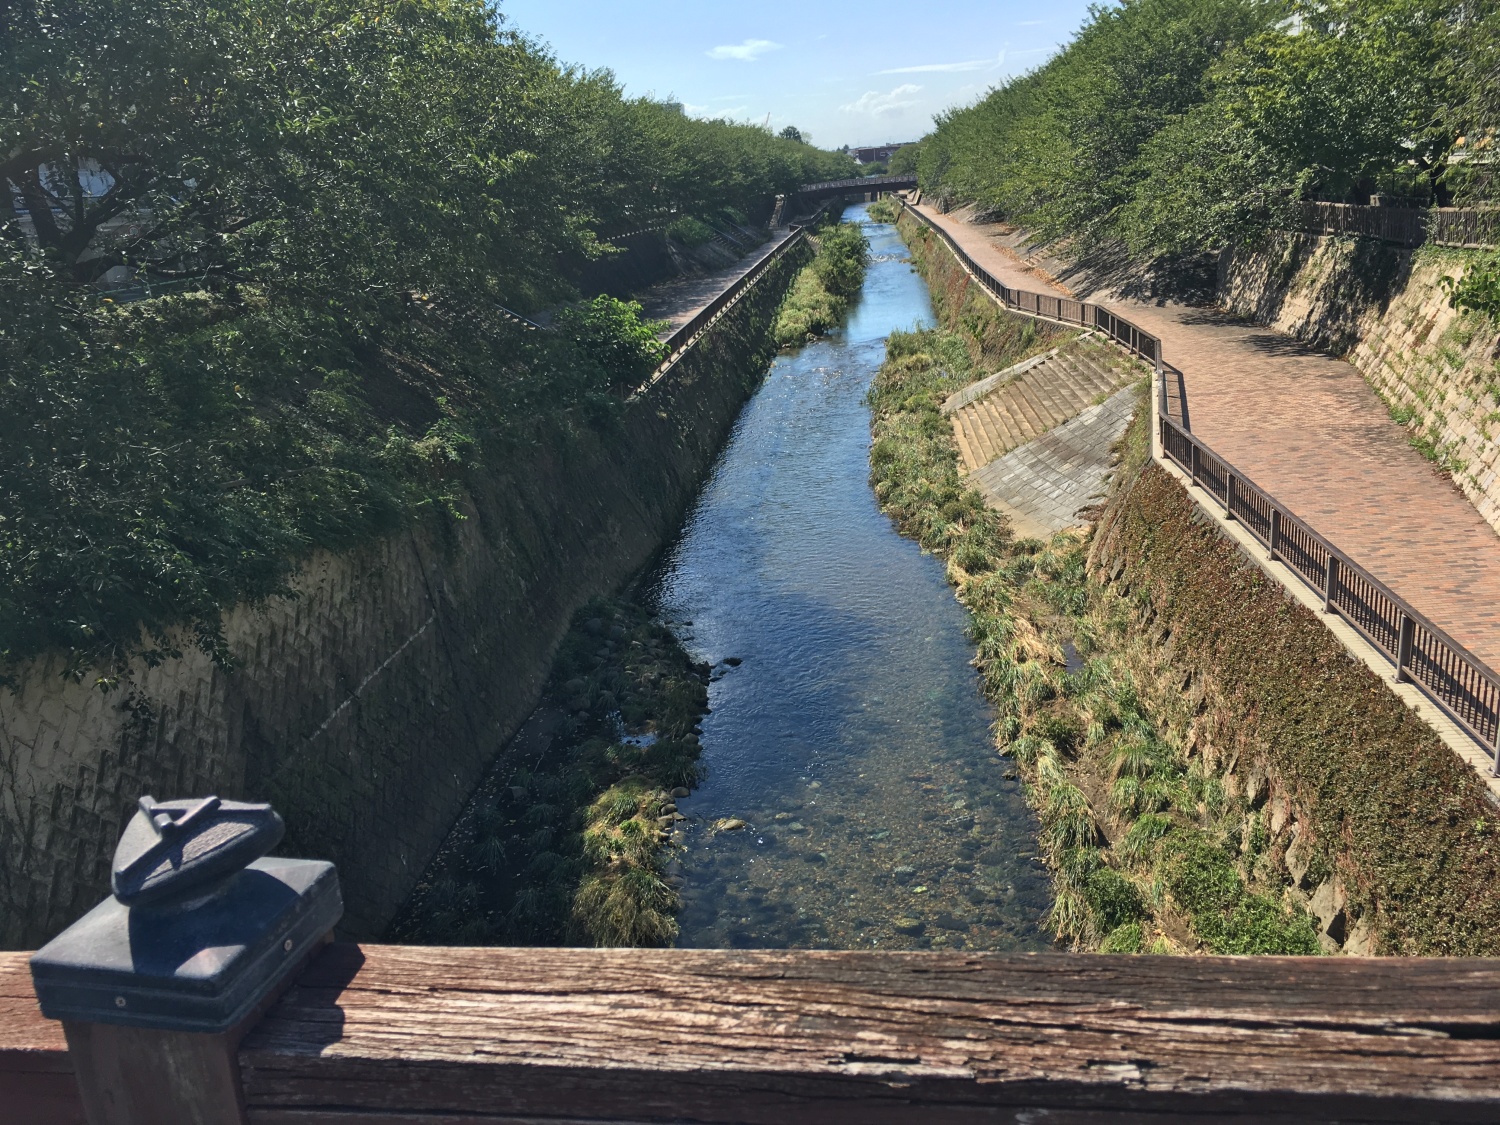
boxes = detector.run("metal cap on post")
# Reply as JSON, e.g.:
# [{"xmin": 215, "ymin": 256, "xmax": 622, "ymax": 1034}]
[{"xmin": 30, "ymin": 796, "xmax": 343, "ymax": 1124}]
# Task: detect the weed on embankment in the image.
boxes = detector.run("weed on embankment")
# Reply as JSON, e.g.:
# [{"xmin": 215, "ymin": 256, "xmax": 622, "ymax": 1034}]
[
  {"xmin": 773, "ymin": 220, "xmax": 871, "ymax": 346},
  {"xmin": 868, "ymin": 327, "xmax": 1321, "ymax": 954},
  {"xmin": 879, "ymin": 204, "xmax": 1500, "ymax": 954},
  {"xmin": 387, "ymin": 596, "xmax": 708, "ymax": 947}
]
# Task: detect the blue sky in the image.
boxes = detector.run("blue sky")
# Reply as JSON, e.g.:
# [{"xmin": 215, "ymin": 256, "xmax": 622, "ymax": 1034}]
[{"xmin": 495, "ymin": 0, "xmax": 1098, "ymax": 150}]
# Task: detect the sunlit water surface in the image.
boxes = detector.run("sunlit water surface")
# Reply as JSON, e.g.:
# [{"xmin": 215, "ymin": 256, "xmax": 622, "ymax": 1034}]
[{"xmin": 650, "ymin": 204, "xmax": 1050, "ymax": 951}]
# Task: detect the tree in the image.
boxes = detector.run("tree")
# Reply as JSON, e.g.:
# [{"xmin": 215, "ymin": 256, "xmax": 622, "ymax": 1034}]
[{"xmin": 780, "ymin": 126, "xmax": 805, "ymax": 143}]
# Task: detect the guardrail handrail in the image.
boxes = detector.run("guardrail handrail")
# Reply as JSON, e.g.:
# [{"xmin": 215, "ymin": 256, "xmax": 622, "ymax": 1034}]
[
  {"xmin": 1159, "ymin": 414, "xmax": 1500, "ymax": 768},
  {"xmin": 897, "ymin": 196, "xmax": 1500, "ymax": 772},
  {"xmin": 897, "ymin": 198, "xmax": 1165, "ymax": 374},
  {"xmin": 631, "ymin": 226, "xmax": 809, "ymax": 399}
]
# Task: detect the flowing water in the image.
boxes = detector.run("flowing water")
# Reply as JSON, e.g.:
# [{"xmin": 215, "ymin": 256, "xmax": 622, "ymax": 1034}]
[{"xmin": 650, "ymin": 204, "xmax": 1051, "ymax": 950}]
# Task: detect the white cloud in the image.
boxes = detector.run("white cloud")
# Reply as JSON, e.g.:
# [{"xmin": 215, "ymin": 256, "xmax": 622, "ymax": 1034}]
[
  {"xmin": 706, "ymin": 39, "xmax": 783, "ymax": 62},
  {"xmin": 880, "ymin": 59, "xmax": 988, "ymax": 75},
  {"xmin": 840, "ymin": 84, "xmax": 923, "ymax": 117}
]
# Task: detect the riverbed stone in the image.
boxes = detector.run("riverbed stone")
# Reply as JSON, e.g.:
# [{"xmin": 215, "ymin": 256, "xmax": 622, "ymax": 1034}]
[
  {"xmin": 892, "ymin": 865, "xmax": 917, "ymax": 883},
  {"xmin": 892, "ymin": 916, "xmax": 925, "ymax": 935},
  {"xmin": 977, "ymin": 847, "xmax": 1007, "ymax": 866}
]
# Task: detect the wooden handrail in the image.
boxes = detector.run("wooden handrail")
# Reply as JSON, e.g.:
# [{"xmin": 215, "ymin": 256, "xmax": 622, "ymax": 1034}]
[
  {"xmin": 16, "ymin": 945, "xmax": 1500, "ymax": 1122},
  {"xmin": 16, "ymin": 947, "xmax": 1500, "ymax": 1121}
]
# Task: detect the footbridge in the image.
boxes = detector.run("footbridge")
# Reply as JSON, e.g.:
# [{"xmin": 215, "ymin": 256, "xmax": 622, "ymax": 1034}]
[{"xmin": 796, "ymin": 172, "xmax": 917, "ymax": 200}]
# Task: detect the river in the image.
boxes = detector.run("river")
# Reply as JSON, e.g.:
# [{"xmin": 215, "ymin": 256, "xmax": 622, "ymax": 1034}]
[{"xmin": 650, "ymin": 204, "xmax": 1051, "ymax": 951}]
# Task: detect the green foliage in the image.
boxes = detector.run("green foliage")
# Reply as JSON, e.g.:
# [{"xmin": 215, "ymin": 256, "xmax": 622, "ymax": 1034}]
[
  {"xmin": 1160, "ymin": 835, "xmax": 1321, "ymax": 954},
  {"xmin": 668, "ymin": 216, "xmax": 717, "ymax": 247},
  {"xmin": 888, "ymin": 143, "xmax": 922, "ymax": 177},
  {"xmin": 773, "ymin": 221, "xmax": 870, "ymax": 345},
  {"xmin": 919, "ymin": 0, "xmax": 1485, "ymax": 253},
  {"xmin": 1441, "ymin": 254, "xmax": 1500, "ymax": 321},
  {"xmin": 551, "ymin": 297, "xmax": 668, "ymax": 394},
  {"xmin": 0, "ymin": 0, "xmax": 855, "ymax": 675}
]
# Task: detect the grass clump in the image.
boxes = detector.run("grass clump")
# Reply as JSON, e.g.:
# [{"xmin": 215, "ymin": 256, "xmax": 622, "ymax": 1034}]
[
  {"xmin": 773, "ymin": 221, "xmax": 870, "ymax": 345},
  {"xmin": 866, "ymin": 196, "xmax": 902, "ymax": 224},
  {"xmin": 868, "ymin": 316, "xmax": 1323, "ymax": 954},
  {"xmin": 388, "ymin": 595, "xmax": 708, "ymax": 947}
]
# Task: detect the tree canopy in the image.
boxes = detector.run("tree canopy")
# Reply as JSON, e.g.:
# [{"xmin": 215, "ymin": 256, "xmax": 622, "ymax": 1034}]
[
  {"xmin": 0, "ymin": 0, "xmax": 855, "ymax": 673},
  {"xmin": 916, "ymin": 0, "xmax": 1499, "ymax": 254}
]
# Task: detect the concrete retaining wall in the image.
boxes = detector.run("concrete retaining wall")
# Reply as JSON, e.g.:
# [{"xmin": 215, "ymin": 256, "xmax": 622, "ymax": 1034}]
[{"xmin": 0, "ymin": 240, "xmax": 811, "ymax": 949}]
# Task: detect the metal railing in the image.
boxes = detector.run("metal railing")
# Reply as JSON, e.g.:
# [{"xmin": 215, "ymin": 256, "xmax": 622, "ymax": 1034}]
[
  {"xmin": 899, "ymin": 195, "xmax": 1500, "ymax": 772},
  {"xmin": 1159, "ymin": 414, "xmax": 1500, "ymax": 771},
  {"xmin": 797, "ymin": 173, "xmax": 918, "ymax": 195},
  {"xmin": 632, "ymin": 226, "xmax": 810, "ymax": 398},
  {"xmin": 897, "ymin": 198, "xmax": 1165, "ymax": 372}
]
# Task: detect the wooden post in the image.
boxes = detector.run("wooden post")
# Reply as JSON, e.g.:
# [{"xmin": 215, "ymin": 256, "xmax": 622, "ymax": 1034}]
[
  {"xmin": 1268, "ymin": 508, "xmax": 1281, "ymax": 562},
  {"xmin": 30, "ymin": 800, "xmax": 342, "ymax": 1125},
  {"xmin": 62, "ymin": 1022, "xmax": 249, "ymax": 1125},
  {"xmin": 1395, "ymin": 613, "xmax": 1415, "ymax": 684},
  {"xmin": 1324, "ymin": 554, "xmax": 1339, "ymax": 614}
]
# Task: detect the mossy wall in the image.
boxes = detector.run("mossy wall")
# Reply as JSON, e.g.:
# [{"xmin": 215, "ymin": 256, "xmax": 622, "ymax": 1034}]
[
  {"xmin": 1091, "ymin": 453, "xmax": 1500, "ymax": 954},
  {"xmin": 0, "ymin": 241, "xmax": 810, "ymax": 950},
  {"xmin": 1221, "ymin": 233, "xmax": 1500, "ymax": 536}
]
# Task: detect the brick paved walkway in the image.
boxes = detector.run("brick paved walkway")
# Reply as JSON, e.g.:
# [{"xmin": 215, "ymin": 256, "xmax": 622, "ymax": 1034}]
[{"xmin": 914, "ymin": 204, "xmax": 1500, "ymax": 670}]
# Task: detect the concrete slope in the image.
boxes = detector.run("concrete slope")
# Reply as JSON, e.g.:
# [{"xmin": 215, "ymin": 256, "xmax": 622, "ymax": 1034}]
[
  {"xmin": 948, "ymin": 337, "xmax": 1140, "ymax": 474},
  {"xmin": 968, "ymin": 387, "xmax": 1139, "ymax": 541}
]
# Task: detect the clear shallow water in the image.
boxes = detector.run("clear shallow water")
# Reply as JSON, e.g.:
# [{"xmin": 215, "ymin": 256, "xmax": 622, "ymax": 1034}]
[{"xmin": 649, "ymin": 205, "xmax": 1050, "ymax": 951}]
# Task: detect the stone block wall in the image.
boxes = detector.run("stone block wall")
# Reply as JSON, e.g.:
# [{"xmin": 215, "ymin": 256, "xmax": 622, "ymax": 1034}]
[
  {"xmin": 1220, "ymin": 232, "xmax": 1500, "ymax": 537},
  {"xmin": 0, "ymin": 239, "xmax": 810, "ymax": 950}
]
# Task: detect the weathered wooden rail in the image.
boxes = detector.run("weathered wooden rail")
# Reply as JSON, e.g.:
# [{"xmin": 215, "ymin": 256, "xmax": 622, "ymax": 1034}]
[
  {"xmin": 897, "ymin": 196, "xmax": 1500, "ymax": 771},
  {"xmin": 10, "ymin": 946, "xmax": 1500, "ymax": 1122},
  {"xmin": 1297, "ymin": 200, "xmax": 1500, "ymax": 249}
]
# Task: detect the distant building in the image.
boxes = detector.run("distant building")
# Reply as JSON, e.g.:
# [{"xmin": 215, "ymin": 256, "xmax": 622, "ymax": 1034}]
[{"xmin": 851, "ymin": 143, "xmax": 914, "ymax": 165}]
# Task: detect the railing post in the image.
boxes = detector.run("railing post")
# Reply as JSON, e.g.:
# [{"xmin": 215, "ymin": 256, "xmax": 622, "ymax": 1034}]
[
  {"xmin": 1394, "ymin": 612, "xmax": 1415, "ymax": 684},
  {"xmin": 30, "ymin": 797, "xmax": 342, "ymax": 1125},
  {"xmin": 1189, "ymin": 442, "xmax": 1200, "ymax": 486},
  {"xmin": 1324, "ymin": 554, "xmax": 1339, "ymax": 615},
  {"xmin": 1268, "ymin": 508, "xmax": 1281, "ymax": 562},
  {"xmin": 1225, "ymin": 473, "xmax": 1237, "ymax": 521}
]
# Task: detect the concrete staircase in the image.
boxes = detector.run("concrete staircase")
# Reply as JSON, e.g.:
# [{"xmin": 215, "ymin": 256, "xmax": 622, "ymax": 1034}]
[{"xmin": 946, "ymin": 338, "xmax": 1141, "ymax": 474}]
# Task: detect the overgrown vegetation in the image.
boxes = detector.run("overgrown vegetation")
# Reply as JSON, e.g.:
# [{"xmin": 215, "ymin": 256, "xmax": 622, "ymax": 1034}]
[
  {"xmin": 388, "ymin": 596, "xmax": 709, "ymax": 947},
  {"xmin": 866, "ymin": 197, "xmax": 902, "ymax": 224},
  {"xmin": 0, "ymin": 0, "xmax": 857, "ymax": 676},
  {"xmin": 772, "ymin": 221, "xmax": 871, "ymax": 346},
  {"xmin": 917, "ymin": 0, "xmax": 1500, "ymax": 256},
  {"xmin": 876, "ymin": 214, "xmax": 1500, "ymax": 954},
  {"xmin": 868, "ymin": 326, "xmax": 1321, "ymax": 953}
]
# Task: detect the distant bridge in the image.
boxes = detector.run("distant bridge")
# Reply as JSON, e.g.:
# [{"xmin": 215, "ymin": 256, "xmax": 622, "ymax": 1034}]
[{"xmin": 795, "ymin": 173, "xmax": 917, "ymax": 199}]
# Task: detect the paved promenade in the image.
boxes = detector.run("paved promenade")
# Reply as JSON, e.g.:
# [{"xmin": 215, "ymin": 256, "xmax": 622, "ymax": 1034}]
[
  {"xmin": 637, "ymin": 227, "xmax": 799, "ymax": 338},
  {"xmin": 913, "ymin": 204, "xmax": 1500, "ymax": 670}
]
